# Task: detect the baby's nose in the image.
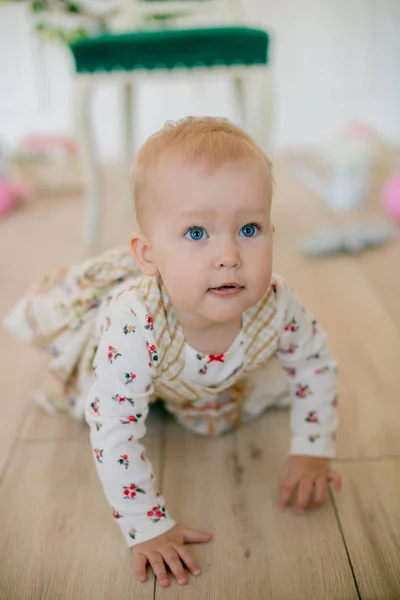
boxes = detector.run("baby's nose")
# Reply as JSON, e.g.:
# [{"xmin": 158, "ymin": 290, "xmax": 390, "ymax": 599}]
[{"xmin": 216, "ymin": 240, "xmax": 241, "ymax": 269}]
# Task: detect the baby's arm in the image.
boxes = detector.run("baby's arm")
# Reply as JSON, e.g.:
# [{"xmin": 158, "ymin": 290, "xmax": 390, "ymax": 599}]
[
  {"xmin": 85, "ymin": 296, "xmax": 176, "ymax": 546},
  {"xmin": 274, "ymin": 277, "xmax": 341, "ymax": 510},
  {"xmin": 85, "ymin": 293, "xmax": 213, "ymax": 586}
]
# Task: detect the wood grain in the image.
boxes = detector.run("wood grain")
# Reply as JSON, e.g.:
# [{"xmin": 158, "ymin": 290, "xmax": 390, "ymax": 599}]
[
  {"xmin": 0, "ymin": 406, "xmax": 165, "ymax": 600},
  {"xmin": 158, "ymin": 410, "xmax": 359, "ymax": 599},
  {"xmin": 272, "ymin": 162, "xmax": 400, "ymax": 459},
  {"xmin": 19, "ymin": 404, "xmax": 88, "ymax": 442},
  {"xmin": 333, "ymin": 459, "xmax": 400, "ymax": 599}
]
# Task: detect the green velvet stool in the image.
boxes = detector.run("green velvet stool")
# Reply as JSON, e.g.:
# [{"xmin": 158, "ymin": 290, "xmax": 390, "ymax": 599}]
[{"xmin": 70, "ymin": 25, "xmax": 272, "ymax": 250}]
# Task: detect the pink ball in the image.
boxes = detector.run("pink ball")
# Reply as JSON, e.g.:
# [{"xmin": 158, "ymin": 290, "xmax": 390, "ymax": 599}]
[
  {"xmin": 0, "ymin": 179, "xmax": 30, "ymax": 216},
  {"xmin": 0, "ymin": 181, "xmax": 18, "ymax": 215},
  {"xmin": 381, "ymin": 175, "xmax": 400, "ymax": 221}
]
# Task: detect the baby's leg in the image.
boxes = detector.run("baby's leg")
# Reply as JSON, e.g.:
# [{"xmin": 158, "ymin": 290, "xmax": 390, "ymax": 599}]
[{"xmin": 241, "ymin": 357, "xmax": 291, "ymax": 423}]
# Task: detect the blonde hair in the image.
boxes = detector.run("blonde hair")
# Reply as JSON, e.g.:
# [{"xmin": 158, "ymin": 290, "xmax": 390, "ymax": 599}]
[{"xmin": 130, "ymin": 116, "xmax": 273, "ymax": 226}]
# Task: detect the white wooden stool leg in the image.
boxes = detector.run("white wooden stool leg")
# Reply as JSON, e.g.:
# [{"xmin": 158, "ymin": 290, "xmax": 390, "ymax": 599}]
[
  {"xmin": 122, "ymin": 79, "xmax": 135, "ymax": 208},
  {"xmin": 241, "ymin": 68, "xmax": 274, "ymax": 154},
  {"xmin": 233, "ymin": 73, "xmax": 246, "ymax": 125},
  {"xmin": 258, "ymin": 68, "xmax": 274, "ymax": 153},
  {"xmin": 75, "ymin": 76, "xmax": 102, "ymax": 252}
]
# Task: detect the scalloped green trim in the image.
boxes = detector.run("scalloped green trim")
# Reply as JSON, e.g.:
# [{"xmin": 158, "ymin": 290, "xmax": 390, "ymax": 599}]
[{"xmin": 71, "ymin": 27, "xmax": 269, "ymax": 74}]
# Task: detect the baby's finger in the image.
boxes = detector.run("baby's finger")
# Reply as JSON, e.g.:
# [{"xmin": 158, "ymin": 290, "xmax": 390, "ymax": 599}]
[
  {"xmin": 296, "ymin": 477, "xmax": 314, "ymax": 513},
  {"xmin": 328, "ymin": 469, "xmax": 342, "ymax": 493},
  {"xmin": 135, "ymin": 553, "xmax": 148, "ymax": 583},
  {"xmin": 148, "ymin": 552, "xmax": 169, "ymax": 587},
  {"xmin": 174, "ymin": 544, "xmax": 201, "ymax": 576},
  {"xmin": 163, "ymin": 550, "xmax": 187, "ymax": 585},
  {"xmin": 181, "ymin": 527, "xmax": 213, "ymax": 544},
  {"xmin": 279, "ymin": 478, "xmax": 297, "ymax": 508},
  {"xmin": 312, "ymin": 477, "xmax": 328, "ymax": 508}
]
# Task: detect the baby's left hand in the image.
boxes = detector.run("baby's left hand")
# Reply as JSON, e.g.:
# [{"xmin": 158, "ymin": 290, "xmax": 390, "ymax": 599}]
[{"xmin": 279, "ymin": 455, "xmax": 342, "ymax": 514}]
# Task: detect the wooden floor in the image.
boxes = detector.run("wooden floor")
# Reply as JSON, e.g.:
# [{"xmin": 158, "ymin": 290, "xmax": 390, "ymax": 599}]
[{"xmin": 1, "ymin": 160, "xmax": 399, "ymax": 599}]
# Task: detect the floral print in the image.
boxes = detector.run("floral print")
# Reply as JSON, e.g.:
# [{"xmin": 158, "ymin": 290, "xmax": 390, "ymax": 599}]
[
  {"xmin": 123, "ymin": 483, "xmax": 146, "ymax": 499},
  {"xmin": 279, "ymin": 343, "xmax": 298, "ymax": 355},
  {"xmin": 147, "ymin": 341, "xmax": 158, "ymax": 364},
  {"xmin": 283, "ymin": 366, "xmax": 296, "ymax": 378},
  {"xmin": 112, "ymin": 394, "xmax": 135, "ymax": 407},
  {"xmin": 295, "ymin": 384, "xmax": 313, "ymax": 399},
  {"xmin": 108, "ymin": 345, "xmax": 121, "ymax": 364},
  {"xmin": 147, "ymin": 504, "xmax": 166, "ymax": 523},
  {"xmin": 91, "ymin": 397, "xmax": 100, "ymax": 415},
  {"xmin": 124, "ymin": 372, "xmax": 137, "ymax": 385},
  {"xmin": 305, "ymin": 411, "xmax": 318, "ymax": 424},
  {"xmin": 123, "ymin": 324, "xmax": 136, "ymax": 335},
  {"xmin": 117, "ymin": 454, "xmax": 129, "ymax": 469},
  {"xmin": 119, "ymin": 414, "xmax": 142, "ymax": 425},
  {"xmin": 284, "ymin": 317, "xmax": 298, "ymax": 333},
  {"xmin": 94, "ymin": 448, "xmax": 103, "ymax": 463},
  {"xmin": 315, "ymin": 365, "xmax": 330, "ymax": 375},
  {"xmin": 144, "ymin": 315, "xmax": 153, "ymax": 330}
]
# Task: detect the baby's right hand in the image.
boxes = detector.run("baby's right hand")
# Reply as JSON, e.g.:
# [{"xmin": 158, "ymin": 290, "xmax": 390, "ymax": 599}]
[{"xmin": 132, "ymin": 524, "xmax": 213, "ymax": 587}]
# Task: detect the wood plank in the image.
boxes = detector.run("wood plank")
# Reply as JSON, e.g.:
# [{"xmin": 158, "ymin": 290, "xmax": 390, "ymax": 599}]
[
  {"xmin": 0, "ymin": 404, "xmax": 166, "ymax": 600},
  {"xmin": 0, "ymin": 336, "xmax": 45, "ymax": 475},
  {"xmin": 158, "ymin": 409, "xmax": 358, "ymax": 599},
  {"xmin": 334, "ymin": 459, "xmax": 400, "ymax": 599},
  {"xmin": 0, "ymin": 197, "xmax": 85, "ymax": 478},
  {"xmin": 19, "ymin": 403, "xmax": 88, "ymax": 442},
  {"xmin": 272, "ymin": 164, "xmax": 400, "ymax": 459},
  {"xmin": 356, "ymin": 238, "xmax": 400, "ymax": 330}
]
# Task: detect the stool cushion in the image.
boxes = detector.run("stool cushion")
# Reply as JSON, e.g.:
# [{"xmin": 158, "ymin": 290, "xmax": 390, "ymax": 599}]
[{"xmin": 70, "ymin": 27, "xmax": 269, "ymax": 73}]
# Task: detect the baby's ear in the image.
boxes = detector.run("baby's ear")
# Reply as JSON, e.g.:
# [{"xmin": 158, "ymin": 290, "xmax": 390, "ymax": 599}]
[{"xmin": 130, "ymin": 232, "xmax": 158, "ymax": 276}]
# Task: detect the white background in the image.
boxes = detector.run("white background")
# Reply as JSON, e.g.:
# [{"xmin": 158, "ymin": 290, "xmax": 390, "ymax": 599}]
[{"xmin": 0, "ymin": 0, "xmax": 399, "ymax": 161}]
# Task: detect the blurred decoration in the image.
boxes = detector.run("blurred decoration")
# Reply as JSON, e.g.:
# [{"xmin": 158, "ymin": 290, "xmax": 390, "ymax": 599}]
[
  {"xmin": 294, "ymin": 123, "xmax": 386, "ymax": 213},
  {"xmin": 9, "ymin": 135, "xmax": 83, "ymax": 197},
  {"xmin": 299, "ymin": 224, "xmax": 396, "ymax": 258},
  {"xmin": 381, "ymin": 175, "xmax": 400, "ymax": 222},
  {"xmin": 0, "ymin": 0, "xmax": 205, "ymax": 44},
  {"xmin": 0, "ymin": 0, "xmax": 118, "ymax": 43},
  {"xmin": 0, "ymin": 142, "xmax": 31, "ymax": 217},
  {"xmin": 294, "ymin": 122, "xmax": 399, "ymax": 258}
]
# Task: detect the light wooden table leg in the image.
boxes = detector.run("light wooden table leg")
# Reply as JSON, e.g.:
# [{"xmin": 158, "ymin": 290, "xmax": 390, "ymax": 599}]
[
  {"xmin": 122, "ymin": 79, "xmax": 135, "ymax": 209},
  {"xmin": 243, "ymin": 68, "xmax": 274, "ymax": 154},
  {"xmin": 75, "ymin": 76, "xmax": 103, "ymax": 253}
]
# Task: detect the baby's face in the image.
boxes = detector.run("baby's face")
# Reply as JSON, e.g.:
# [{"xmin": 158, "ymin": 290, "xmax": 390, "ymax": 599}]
[{"xmin": 145, "ymin": 153, "xmax": 274, "ymax": 327}]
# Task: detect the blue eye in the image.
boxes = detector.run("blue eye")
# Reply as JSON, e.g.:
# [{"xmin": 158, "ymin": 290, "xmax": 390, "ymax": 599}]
[
  {"xmin": 240, "ymin": 224, "xmax": 258, "ymax": 238},
  {"xmin": 185, "ymin": 227, "xmax": 208, "ymax": 241}
]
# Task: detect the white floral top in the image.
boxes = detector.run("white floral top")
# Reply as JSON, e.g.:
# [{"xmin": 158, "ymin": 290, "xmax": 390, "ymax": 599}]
[{"xmin": 85, "ymin": 277, "xmax": 338, "ymax": 547}]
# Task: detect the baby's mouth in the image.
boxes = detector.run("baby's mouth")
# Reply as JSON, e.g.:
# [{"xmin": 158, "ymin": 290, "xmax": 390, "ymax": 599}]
[{"xmin": 208, "ymin": 284, "xmax": 244, "ymax": 296}]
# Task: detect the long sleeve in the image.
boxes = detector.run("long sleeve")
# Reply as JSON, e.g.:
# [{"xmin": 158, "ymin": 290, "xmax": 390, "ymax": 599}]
[
  {"xmin": 85, "ymin": 294, "xmax": 176, "ymax": 546},
  {"xmin": 274, "ymin": 278, "xmax": 339, "ymax": 458}
]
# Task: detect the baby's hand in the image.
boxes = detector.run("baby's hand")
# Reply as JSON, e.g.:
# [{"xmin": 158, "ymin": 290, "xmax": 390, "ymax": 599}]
[
  {"xmin": 279, "ymin": 455, "xmax": 342, "ymax": 514},
  {"xmin": 132, "ymin": 524, "xmax": 213, "ymax": 587}
]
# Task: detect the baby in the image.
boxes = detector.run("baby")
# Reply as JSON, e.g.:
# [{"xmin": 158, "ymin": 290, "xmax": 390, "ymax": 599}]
[{"xmin": 4, "ymin": 117, "xmax": 341, "ymax": 587}]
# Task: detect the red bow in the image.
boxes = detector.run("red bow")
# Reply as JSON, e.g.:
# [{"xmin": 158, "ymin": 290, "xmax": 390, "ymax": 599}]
[{"xmin": 207, "ymin": 353, "xmax": 225, "ymax": 364}]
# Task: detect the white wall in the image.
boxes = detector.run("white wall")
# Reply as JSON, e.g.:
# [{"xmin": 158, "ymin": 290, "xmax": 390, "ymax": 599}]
[{"xmin": 0, "ymin": 0, "xmax": 399, "ymax": 162}]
